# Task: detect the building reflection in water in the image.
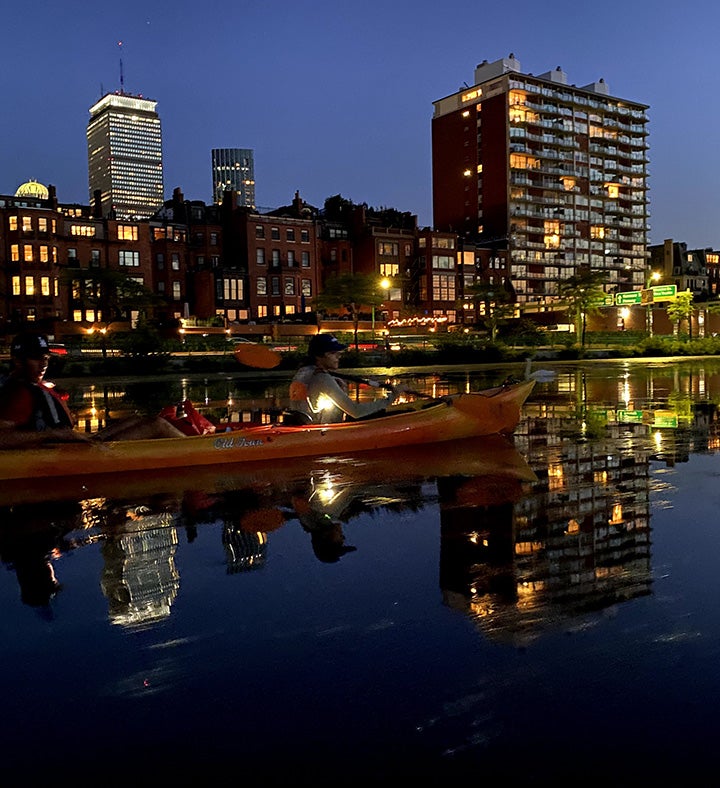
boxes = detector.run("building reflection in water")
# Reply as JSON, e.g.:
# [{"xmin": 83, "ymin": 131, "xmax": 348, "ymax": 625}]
[
  {"xmin": 99, "ymin": 508, "xmax": 180, "ymax": 629},
  {"xmin": 440, "ymin": 382, "xmax": 654, "ymax": 644}
]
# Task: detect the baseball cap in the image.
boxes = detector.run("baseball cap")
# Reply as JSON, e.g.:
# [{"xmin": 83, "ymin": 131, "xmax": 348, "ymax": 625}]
[
  {"xmin": 11, "ymin": 333, "xmax": 52, "ymax": 359},
  {"xmin": 308, "ymin": 333, "xmax": 347, "ymax": 356}
]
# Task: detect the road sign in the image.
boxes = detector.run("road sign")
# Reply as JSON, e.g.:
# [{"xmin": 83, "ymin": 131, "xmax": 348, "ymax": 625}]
[
  {"xmin": 615, "ymin": 291, "xmax": 642, "ymax": 305},
  {"xmin": 594, "ymin": 294, "xmax": 615, "ymax": 306},
  {"xmin": 652, "ymin": 284, "xmax": 677, "ymax": 301},
  {"xmin": 642, "ymin": 284, "xmax": 677, "ymax": 304}
]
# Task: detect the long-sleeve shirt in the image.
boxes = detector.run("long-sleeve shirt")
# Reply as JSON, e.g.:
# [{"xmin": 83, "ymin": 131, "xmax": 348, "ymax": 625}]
[{"xmin": 290, "ymin": 365, "xmax": 395, "ymax": 424}]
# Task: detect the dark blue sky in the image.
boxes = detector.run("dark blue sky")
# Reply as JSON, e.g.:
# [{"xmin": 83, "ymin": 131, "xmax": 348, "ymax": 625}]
[{"xmin": 1, "ymin": 1, "xmax": 716, "ymax": 245}]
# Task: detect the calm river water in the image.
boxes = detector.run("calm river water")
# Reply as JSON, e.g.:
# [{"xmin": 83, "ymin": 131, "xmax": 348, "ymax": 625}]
[{"xmin": 2, "ymin": 359, "xmax": 720, "ymax": 783}]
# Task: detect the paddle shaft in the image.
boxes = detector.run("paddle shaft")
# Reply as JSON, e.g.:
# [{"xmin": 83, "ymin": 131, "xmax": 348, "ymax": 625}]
[
  {"xmin": 333, "ymin": 372, "xmax": 434, "ymax": 399},
  {"xmin": 234, "ymin": 341, "xmax": 433, "ymax": 399}
]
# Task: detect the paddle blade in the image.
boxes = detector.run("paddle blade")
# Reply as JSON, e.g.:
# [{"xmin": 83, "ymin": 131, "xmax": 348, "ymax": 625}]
[{"xmin": 233, "ymin": 342, "xmax": 282, "ymax": 369}]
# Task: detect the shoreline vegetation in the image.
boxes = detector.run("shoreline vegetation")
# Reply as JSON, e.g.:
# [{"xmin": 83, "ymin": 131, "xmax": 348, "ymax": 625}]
[{"xmin": 3, "ymin": 331, "xmax": 720, "ymax": 380}]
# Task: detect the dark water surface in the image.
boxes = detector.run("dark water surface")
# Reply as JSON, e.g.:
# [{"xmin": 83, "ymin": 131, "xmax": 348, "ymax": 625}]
[{"xmin": 2, "ymin": 359, "xmax": 720, "ymax": 783}]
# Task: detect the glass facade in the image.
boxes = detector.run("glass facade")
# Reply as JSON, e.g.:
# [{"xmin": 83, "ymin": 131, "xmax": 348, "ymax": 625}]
[{"xmin": 211, "ymin": 148, "xmax": 255, "ymax": 207}]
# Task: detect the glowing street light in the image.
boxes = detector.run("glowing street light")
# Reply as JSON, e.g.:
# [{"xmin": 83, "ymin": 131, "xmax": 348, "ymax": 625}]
[{"xmin": 371, "ymin": 278, "xmax": 392, "ymax": 338}]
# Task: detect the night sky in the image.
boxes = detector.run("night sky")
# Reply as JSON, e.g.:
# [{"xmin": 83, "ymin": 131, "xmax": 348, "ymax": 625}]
[{"xmin": 1, "ymin": 1, "xmax": 716, "ymax": 245}]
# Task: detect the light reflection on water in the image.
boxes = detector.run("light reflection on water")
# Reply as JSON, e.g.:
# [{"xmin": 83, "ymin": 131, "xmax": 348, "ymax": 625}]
[{"xmin": 3, "ymin": 359, "xmax": 720, "ymax": 780}]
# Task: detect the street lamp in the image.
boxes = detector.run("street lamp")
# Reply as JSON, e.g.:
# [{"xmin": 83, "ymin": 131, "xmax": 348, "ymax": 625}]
[
  {"xmin": 646, "ymin": 270, "xmax": 661, "ymax": 335},
  {"xmin": 371, "ymin": 277, "xmax": 391, "ymax": 339}
]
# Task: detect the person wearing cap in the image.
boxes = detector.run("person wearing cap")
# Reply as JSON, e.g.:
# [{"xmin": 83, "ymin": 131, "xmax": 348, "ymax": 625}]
[
  {"xmin": 288, "ymin": 333, "xmax": 402, "ymax": 424},
  {"xmin": 0, "ymin": 332, "xmax": 82, "ymax": 446},
  {"xmin": 0, "ymin": 331, "xmax": 184, "ymax": 447}
]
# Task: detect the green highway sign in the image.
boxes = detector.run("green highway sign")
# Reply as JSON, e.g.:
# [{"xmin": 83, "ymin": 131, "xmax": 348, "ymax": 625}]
[
  {"xmin": 642, "ymin": 284, "xmax": 678, "ymax": 304},
  {"xmin": 652, "ymin": 284, "xmax": 677, "ymax": 301},
  {"xmin": 615, "ymin": 291, "xmax": 642, "ymax": 305}
]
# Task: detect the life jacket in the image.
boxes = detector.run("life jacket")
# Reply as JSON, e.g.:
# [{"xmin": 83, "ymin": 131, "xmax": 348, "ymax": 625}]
[{"xmin": 0, "ymin": 378, "xmax": 74, "ymax": 431}]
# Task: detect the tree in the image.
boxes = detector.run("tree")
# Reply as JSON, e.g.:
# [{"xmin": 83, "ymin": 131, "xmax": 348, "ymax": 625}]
[
  {"xmin": 464, "ymin": 279, "xmax": 515, "ymax": 342},
  {"xmin": 312, "ymin": 273, "xmax": 385, "ymax": 349},
  {"xmin": 666, "ymin": 291, "xmax": 694, "ymax": 337},
  {"xmin": 557, "ymin": 269, "xmax": 608, "ymax": 348}
]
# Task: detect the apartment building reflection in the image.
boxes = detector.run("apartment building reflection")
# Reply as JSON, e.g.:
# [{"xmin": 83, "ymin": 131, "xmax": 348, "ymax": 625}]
[
  {"xmin": 440, "ymin": 406, "xmax": 652, "ymax": 644},
  {"xmin": 100, "ymin": 512, "xmax": 180, "ymax": 629}
]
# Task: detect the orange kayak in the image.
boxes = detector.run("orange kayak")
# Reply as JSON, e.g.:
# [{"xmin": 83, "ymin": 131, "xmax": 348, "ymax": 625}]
[{"xmin": 0, "ymin": 380, "xmax": 534, "ymax": 483}]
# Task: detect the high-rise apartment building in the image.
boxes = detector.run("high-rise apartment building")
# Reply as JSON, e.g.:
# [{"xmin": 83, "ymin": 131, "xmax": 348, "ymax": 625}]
[
  {"xmin": 432, "ymin": 55, "xmax": 650, "ymax": 304},
  {"xmin": 87, "ymin": 92, "xmax": 164, "ymax": 220},
  {"xmin": 212, "ymin": 148, "xmax": 255, "ymax": 207}
]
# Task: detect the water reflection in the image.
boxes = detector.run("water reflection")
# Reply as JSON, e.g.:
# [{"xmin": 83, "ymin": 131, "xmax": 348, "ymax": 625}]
[{"xmin": 5, "ymin": 360, "xmax": 720, "ymax": 640}]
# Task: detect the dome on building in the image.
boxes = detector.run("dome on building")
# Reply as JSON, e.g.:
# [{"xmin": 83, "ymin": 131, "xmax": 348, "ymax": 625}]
[{"xmin": 15, "ymin": 179, "xmax": 49, "ymax": 199}]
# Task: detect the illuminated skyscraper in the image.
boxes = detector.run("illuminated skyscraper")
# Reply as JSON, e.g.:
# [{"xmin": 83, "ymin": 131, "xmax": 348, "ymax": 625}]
[
  {"xmin": 87, "ymin": 92, "xmax": 164, "ymax": 219},
  {"xmin": 211, "ymin": 148, "xmax": 255, "ymax": 207}
]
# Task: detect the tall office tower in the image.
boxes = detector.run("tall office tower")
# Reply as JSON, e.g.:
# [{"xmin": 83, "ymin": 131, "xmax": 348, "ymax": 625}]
[
  {"xmin": 87, "ymin": 93, "xmax": 164, "ymax": 219},
  {"xmin": 212, "ymin": 148, "xmax": 255, "ymax": 207},
  {"xmin": 432, "ymin": 55, "xmax": 650, "ymax": 305}
]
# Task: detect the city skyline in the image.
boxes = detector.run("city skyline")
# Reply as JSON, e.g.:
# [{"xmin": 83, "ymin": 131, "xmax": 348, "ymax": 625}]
[{"xmin": 1, "ymin": 1, "xmax": 718, "ymax": 245}]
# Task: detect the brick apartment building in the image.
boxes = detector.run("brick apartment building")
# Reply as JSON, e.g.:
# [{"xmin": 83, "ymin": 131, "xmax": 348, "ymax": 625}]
[{"xmin": 432, "ymin": 54, "xmax": 650, "ymax": 307}]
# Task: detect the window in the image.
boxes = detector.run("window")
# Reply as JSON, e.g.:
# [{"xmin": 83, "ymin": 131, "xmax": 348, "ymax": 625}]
[
  {"xmin": 285, "ymin": 278, "xmax": 295, "ymax": 295},
  {"xmin": 301, "ymin": 279, "xmax": 312, "ymax": 296},
  {"xmin": 38, "ymin": 218, "xmax": 47, "ymax": 233},
  {"xmin": 330, "ymin": 249, "xmax": 337, "ymax": 262},
  {"xmin": 40, "ymin": 277, "xmax": 50, "ymax": 296},
  {"xmin": 271, "ymin": 277, "xmax": 280, "ymax": 295},
  {"xmin": 25, "ymin": 275, "xmax": 35, "ymax": 295},
  {"xmin": 91, "ymin": 250, "xmax": 100, "ymax": 267},
  {"xmin": 10, "ymin": 244, "xmax": 19, "ymax": 262},
  {"xmin": 158, "ymin": 281, "xmax": 165, "ymax": 294},
  {"xmin": 22, "ymin": 216, "xmax": 32, "ymax": 232},
  {"xmin": 171, "ymin": 254, "xmax": 180, "ymax": 270},
  {"xmin": 380, "ymin": 263, "xmax": 399, "ymax": 276},
  {"xmin": 172, "ymin": 281, "xmax": 182, "ymax": 301},
  {"xmin": 40, "ymin": 246, "xmax": 49, "ymax": 263},
  {"xmin": 378, "ymin": 241, "xmax": 399, "ymax": 255},
  {"xmin": 119, "ymin": 250, "xmax": 140, "ymax": 267},
  {"xmin": 71, "ymin": 224, "xmax": 96, "ymax": 237},
  {"xmin": 23, "ymin": 245, "xmax": 33, "ymax": 262},
  {"xmin": 156, "ymin": 253, "xmax": 165, "ymax": 269},
  {"xmin": 432, "ymin": 255, "xmax": 454, "ymax": 270},
  {"xmin": 286, "ymin": 228, "xmax": 295, "ymax": 242},
  {"xmin": 301, "ymin": 229, "xmax": 310, "ymax": 243},
  {"xmin": 8, "ymin": 216, "xmax": 17, "ymax": 231},
  {"xmin": 256, "ymin": 277, "xmax": 267, "ymax": 295},
  {"xmin": 256, "ymin": 248, "xmax": 266, "ymax": 265},
  {"xmin": 255, "ymin": 225, "xmax": 265, "ymax": 239},
  {"xmin": 224, "ymin": 278, "xmax": 244, "ymax": 301},
  {"xmin": 271, "ymin": 249, "xmax": 280, "ymax": 266},
  {"xmin": 271, "ymin": 227, "xmax": 280, "ymax": 240},
  {"xmin": 68, "ymin": 248, "xmax": 77, "ymax": 261},
  {"xmin": 432, "ymin": 273, "xmax": 455, "ymax": 301},
  {"xmin": 117, "ymin": 224, "xmax": 138, "ymax": 241},
  {"xmin": 52, "ymin": 247, "xmax": 57, "ymax": 263},
  {"xmin": 12, "ymin": 276, "xmax": 20, "ymax": 295},
  {"xmin": 287, "ymin": 251, "xmax": 295, "ymax": 266},
  {"xmin": 302, "ymin": 251, "xmax": 310, "ymax": 267},
  {"xmin": 210, "ymin": 232, "xmax": 218, "ymax": 245}
]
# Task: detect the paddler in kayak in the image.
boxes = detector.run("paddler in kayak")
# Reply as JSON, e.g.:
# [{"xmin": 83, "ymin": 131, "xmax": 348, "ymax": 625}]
[
  {"xmin": 288, "ymin": 333, "xmax": 405, "ymax": 424},
  {"xmin": 0, "ymin": 332, "xmax": 185, "ymax": 448}
]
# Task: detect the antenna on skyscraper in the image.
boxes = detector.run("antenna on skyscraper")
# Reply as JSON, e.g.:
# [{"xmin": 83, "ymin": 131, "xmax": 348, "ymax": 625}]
[{"xmin": 118, "ymin": 40, "xmax": 125, "ymax": 94}]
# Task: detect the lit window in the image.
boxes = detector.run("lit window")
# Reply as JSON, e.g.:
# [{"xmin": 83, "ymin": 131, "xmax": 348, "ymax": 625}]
[
  {"xmin": 25, "ymin": 275, "xmax": 35, "ymax": 295},
  {"xmin": 117, "ymin": 224, "xmax": 138, "ymax": 241},
  {"xmin": 12, "ymin": 276, "xmax": 20, "ymax": 295},
  {"xmin": 41, "ymin": 277, "xmax": 50, "ymax": 296}
]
